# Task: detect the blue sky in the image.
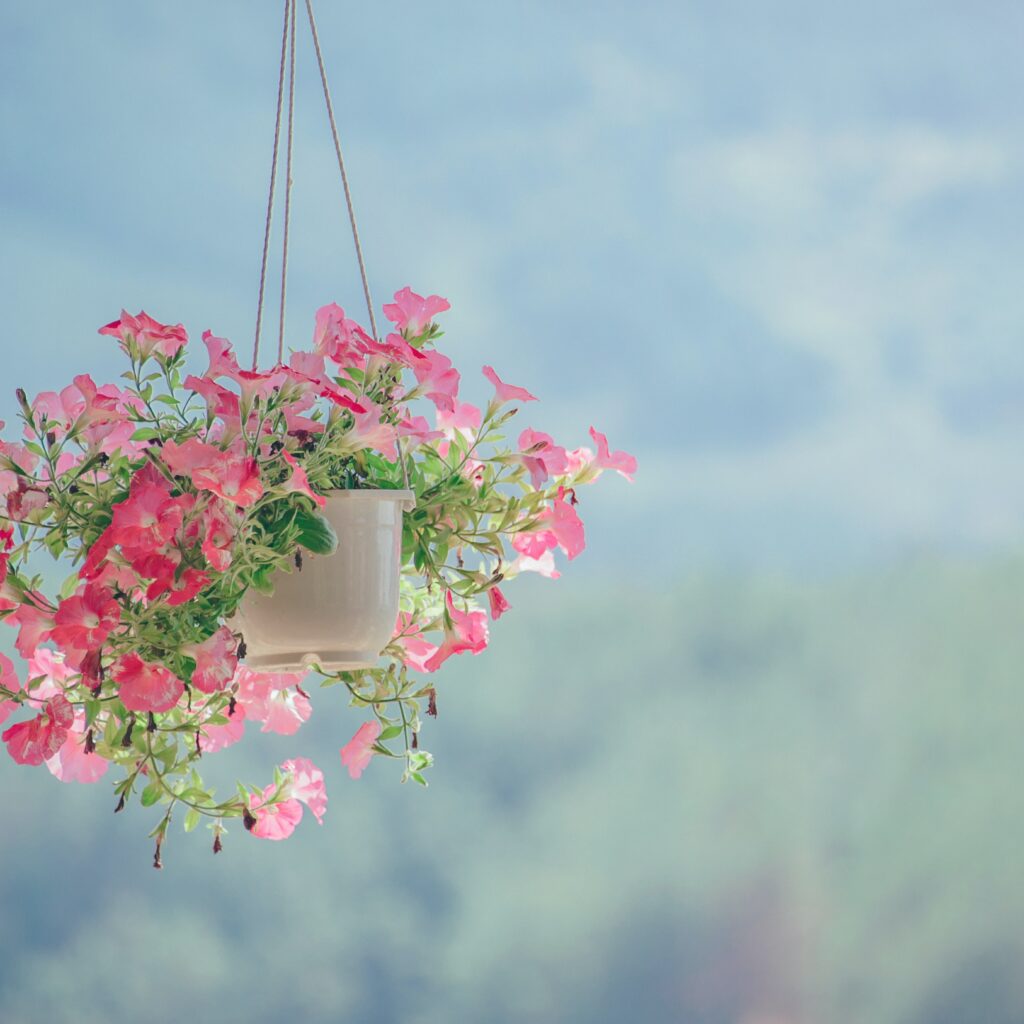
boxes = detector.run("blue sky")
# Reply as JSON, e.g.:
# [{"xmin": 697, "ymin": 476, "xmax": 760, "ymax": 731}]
[{"xmin": 2, "ymin": 0, "xmax": 1022, "ymax": 573}]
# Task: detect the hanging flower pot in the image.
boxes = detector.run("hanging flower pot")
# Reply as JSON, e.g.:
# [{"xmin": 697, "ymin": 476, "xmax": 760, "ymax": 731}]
[
  {"xmin": 0, "ymin": 0, "xmax": 639, "ymax": 866},
  {"xmin": 236, "ymin": 488, "xmax": 414, "ymax": 671}
]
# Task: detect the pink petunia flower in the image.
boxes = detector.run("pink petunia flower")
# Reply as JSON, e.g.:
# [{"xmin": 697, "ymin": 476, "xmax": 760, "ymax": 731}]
[
  {"xmin": 6, "ymin": 601, "xmax": 55, "ymax": 659},
  {"xmin": 382, "ymin": 286, "xmax": 450, "ymax": 336},
  {"xmin": 313, "ymin": 303, "xmax": 369, "ymax": 368},
  {"xmin": 423, "ymin": 591, "xmax": 489, "ymax": 672},
  {"xmin": 518, "ymin": 428, "xmax": 570, "ymax": 489},
  {"xmin": 589, "ymin": 427, "xmax": 637, "ymax": 482},
  {"xmin": 234, "ymin": 667, "xmax": 312, "ymax": 735},
  {"xmin": 281, "ymin": 451, "xmax": 326, "ymax": 508},
  {"xmin": 0, "ymin": 653, "xmax": 21, "ymax": 727},
  {"xmin": 340, "ymin": 719, "xmax": 382, "ymax": 779},
  {"xmin": 436, "ymin": 401, "xmax": 482, "ymax": 442},
  {"xmin": 488, "ymin": 586, "xmax": 511, "ymax": 621},
  {"xmin": 249, "ymin": 785, "xmax": 304, "ymax": 841},
  {"xmin": 112, "ymin": 653, "xmax": 184, "ymax": 713},
  {"xmin": 99, "ymin": 310, "xmax": 188, "ymax": 360},
  {"xmin": 412, "ymin": 350, "xmax": 460, "ymax": 412},
  {"xmin": 511, "ymin": 550, "xmax": 561, "ymax": 579},
  {"xmin": 2, "ymin": 694, "xmax": 74, "ymax": 766},
  {"xmin": 192, "ymin": 453, "xmax": 263, "ymax": 507},
  {"xmin": 51, "ymin": 582, "xmax": 120, "ymax": 651},
  {"xmin": 483, "ymin": 365, "xmax": 537, "ymax": 405},
  {"xmin": 198, "ymin": 701, "xmax": 246, "ymax": 753},
  {"xmin": 280, "ymin": 757, "xmax": 327, "ymax": 824},
  {"xmin": 345, "ymin": 401, "xmax": 399, "ymax": 459},
  {"xmin": 184, "ymin": 627, "xmax": 238, "ymax": 694},
  {"xmin": 45, "ymin": 710, "xmax": 109, "ymax": 783}
]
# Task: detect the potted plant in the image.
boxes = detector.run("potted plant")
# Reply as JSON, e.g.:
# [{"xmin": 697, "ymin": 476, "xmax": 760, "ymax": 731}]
[{"xmin": 0, "ymin": 288, "xmax": 636, "ymax": 864}]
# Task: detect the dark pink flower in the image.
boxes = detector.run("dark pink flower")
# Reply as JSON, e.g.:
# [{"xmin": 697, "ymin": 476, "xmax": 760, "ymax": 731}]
[
  {"xmin": 99, "ymin": 310, "xmax": 188, "ymax": 359},
  {"xmin": 112, "ymin": 653, "xmax": 184, "ymax": 713},
  {"xmin": 2, "ymin": 694, "xmax": 73, "ymax": 766},
  {"xmin": 382, "ymin": 287, "xmax": 450, "ymax": 336},
  {"xmin": 340, "ymin": 719, "xmax": 382, "ymax": 779},
  {"xmin": 146, "ymin": 567, "xmax": 210, "ymax": 606},
  {"xmin": 313, "ymin": 303, "xmax": 369, "ymax": 368},
  {"xmin": 192, "ymin": 453, "xmax": 263, "ymax": 507},
  {"xmin": 424, "ymin": 592, "xmax": 489, "ymax": 672},
  {"xmin": 483, "ymin": 365, "xmax": 537, "ymax": 405},
  {"xmin": 51, "ymin": 583, "xmax": 120, "ymax": 651},
  {"xmin": 488, "ymin": 586, "xmax": 511, "ymax": 621}
]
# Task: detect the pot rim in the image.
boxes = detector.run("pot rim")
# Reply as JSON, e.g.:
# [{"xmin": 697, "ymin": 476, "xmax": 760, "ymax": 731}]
[{"xmin": 319, "ymin": 487, "xmax": 416, "ymax": 511}]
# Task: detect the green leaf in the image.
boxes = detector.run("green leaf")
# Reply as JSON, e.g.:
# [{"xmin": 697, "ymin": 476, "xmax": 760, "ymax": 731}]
[
  {"xmin": 251, "ymin": 565, "xmax": 277, "ymax": 595},
  {"xmin": 378, "ymin": 724, "xmax": 403, "ymax": 741},
  {"xmin": 410, "ymin": 771, "xmax": 428, "ymax": 786},
  {"xmin": 294, "ymin": 507, "xmax": 338, "ymax": 555},
  {"xmin": 140, "ymin": 783, "xmax": 161, "ymax": 807},
  {"xmin": 183, "ymin": 807, "xmax": 201, "ymax": 833}
]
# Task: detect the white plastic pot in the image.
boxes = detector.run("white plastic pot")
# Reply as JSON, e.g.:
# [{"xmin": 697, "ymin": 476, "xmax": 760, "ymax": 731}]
[{"xmin": 236, "ymin": 489, "xmax": 415, "ymax": 672}]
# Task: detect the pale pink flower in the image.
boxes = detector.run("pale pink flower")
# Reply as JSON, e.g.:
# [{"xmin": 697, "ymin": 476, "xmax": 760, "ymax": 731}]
[
  {"xmin": 518, "ymin": 428, "xmax": 569, "ymax": 488},
  {"xmin": 198, "ymin": 702, "xmax": 246, "ymax": 753},
  {"xmin": 346, "ymin": 401, "xmax": 399, "ymax": 459},
  {"xmin": 483, "ymin": 365, "xmax": 537, "ymax": 404},
  {"xmin": 424, "ymin": 591, "xmax": 489, "ymax": 672},
  {"xmin": 281, "ymin": 757, "xmax": 327, "ymax": 824},
  {"xmin": 510, "ymin": 550, "xmax": 561, "ymax": 579},
  {"xmin": 7, "ymin": 601, "xmax": 54, "ymax": 658},
  {"xmin": 249, "ymin": 785, "xmax": 304, "ymax": 841},
  {"xmin": 340, "ymin": 719, "xmax": 382, "ymax": 779},
  {"xmin": 392, "ymin": 614, "xmax": 439, "ymax": 673},
  {"xmin": 0, "ymin": 653, "xmax": 20, "ymax": 727},
  {"xmin": 45, "ymin": 711, "xmax": 108, "ymax": 783},
  {"xmin": 281, "ymin": 451, "xmax": 326, "ymax": 508},
  {"xmin": 234, "ymin": 667, "xmax": 312, "ymax": 735},
  {"xmin": 398, "ymin": 415, "xmax": 444, "ymax": 446},
  {"xmin": 382, "ymin": 286, "xmax": 450, "ymax": 336},
  {"xmin": 436, "ymin": 401, "xmax": 481, "ymax": 442},
  {"xmin": 589, "ymin": 427, "xmax": 637, "ymax": 482},
  {"xmin": 412, "ymin": 350, "xmax": 460, "ymax": 412}
]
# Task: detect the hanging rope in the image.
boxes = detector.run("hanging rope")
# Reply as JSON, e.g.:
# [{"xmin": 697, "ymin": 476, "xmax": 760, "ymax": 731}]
[
  {"xmin": 303, "ymin": 0, "xmax": 379, "ymax": 341},
  {"xmin": 252, "ymin": 0, "xmax": 411, "ymax": 489},
  {"xmin": 252, "ymin": 0, "xmax": 291, "ymax": 371},
  {"xmin": 277, "ymin": 0, "xmax": 298, "ymax": 364}
]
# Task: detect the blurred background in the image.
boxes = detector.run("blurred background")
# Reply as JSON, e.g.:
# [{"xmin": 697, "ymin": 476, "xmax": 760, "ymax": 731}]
[{"xmin": 2, "ymin": 2, "xmax": 1023, "ymax": 1021}]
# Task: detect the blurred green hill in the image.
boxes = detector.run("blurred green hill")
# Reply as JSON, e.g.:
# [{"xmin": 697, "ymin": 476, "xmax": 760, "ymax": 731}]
[{"xmin": 0, "ymin": 556, "xmax": 1022, "ymax": 1024}]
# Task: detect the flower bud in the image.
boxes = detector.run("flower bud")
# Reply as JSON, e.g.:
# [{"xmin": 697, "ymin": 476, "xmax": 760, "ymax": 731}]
[{"xmin": 242, "ymin": 808, "xmax": 257, "ymax": 831}]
